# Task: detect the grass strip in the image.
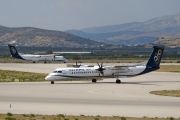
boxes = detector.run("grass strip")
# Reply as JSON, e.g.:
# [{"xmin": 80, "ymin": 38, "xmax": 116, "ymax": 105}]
[
  {"xmin": 157, "ymin": 65, "xmax": 180, "ymax": 72},
  {"xmin": 150, "ymin": 90, "xmax": 180, "ymax": 97},
  {"xmin": 0, "ymin": 113, "xmax": 179, "ymax": 120},
  {"xmin": 0, "ymin": 69, "xmax": 47, "ymax": 82}
]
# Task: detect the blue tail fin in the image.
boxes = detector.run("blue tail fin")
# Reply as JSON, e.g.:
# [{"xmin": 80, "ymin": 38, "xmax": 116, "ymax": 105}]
[
  {"xmin": 146, "ymin": 46, "xmax": 164, "ymax": 69},
  {"xmin": 8, "ymin": 44, "xmax": 24, "ymax": 59}
]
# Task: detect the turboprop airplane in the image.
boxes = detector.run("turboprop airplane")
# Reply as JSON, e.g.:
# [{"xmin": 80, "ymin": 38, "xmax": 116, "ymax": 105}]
[
  {"xmin": 8, "ymin": 44, "xmax": 68, "ymax": 63},
  {"xmin": 45, "ymin": 46, "xmax": 164, "ymax": 84}
]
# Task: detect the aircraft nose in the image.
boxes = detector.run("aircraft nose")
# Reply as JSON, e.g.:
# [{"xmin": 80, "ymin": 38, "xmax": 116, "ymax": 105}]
[
  {"xmin": 64, "ymin": 58, "xmax": 68, "ymax": 62},
  {"xmin": 45, "ymin": 75, "xmax": 51, "ymax": 81}
]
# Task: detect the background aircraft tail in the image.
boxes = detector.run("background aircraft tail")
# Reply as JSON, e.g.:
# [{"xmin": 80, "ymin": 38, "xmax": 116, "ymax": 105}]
[{"xmin": 8, "ymin": 44, "xmax": 24, "ymax": 59}]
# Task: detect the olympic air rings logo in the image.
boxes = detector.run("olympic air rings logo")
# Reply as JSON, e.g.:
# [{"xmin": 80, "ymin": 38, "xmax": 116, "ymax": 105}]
[
  {"xmin": 11, "ymin": 47, "xmax": 16, "ymax": 54},
  {"xmin": 154, "ymin": 49, "xmax": 162, "ymax": 64}
]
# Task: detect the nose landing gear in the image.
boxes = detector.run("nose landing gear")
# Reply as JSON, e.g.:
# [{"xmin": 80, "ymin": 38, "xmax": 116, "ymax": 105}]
[
  {"xmin": 92, "ymin": 79, "xmax": 97, "ymax": 83},
  {"xmin": 116, "ymin": 79, "xmax": 121, "ymax": 84},
  {"xmin": 51, "ymin": 81, "xmax": 54, "ymax": 84},
  {"xmin": 116, "ymin": 76, "xmax": 121, "ymax": 84}
]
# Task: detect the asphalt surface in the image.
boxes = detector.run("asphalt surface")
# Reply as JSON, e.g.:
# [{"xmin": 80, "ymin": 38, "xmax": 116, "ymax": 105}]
[{"xmin": 0, "ymin": 63, "xmax": 180, "ymax": 118}]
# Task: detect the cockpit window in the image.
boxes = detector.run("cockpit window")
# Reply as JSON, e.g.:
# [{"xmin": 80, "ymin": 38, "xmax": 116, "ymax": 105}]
[{"xmin": 53, "ymin": 70, "xmax": 62, "ymax": 73}]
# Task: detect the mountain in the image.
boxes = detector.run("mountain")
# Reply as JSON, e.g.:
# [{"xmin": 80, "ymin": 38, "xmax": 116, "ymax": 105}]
[
  {"xmin": 80, "ymin": 22, "xmax": 141, "ymax": 33},
  {"xmin": 66, "ymin": 14, "xmax": 180, "ymax": 45},
  {"xmin": 0, "ymin": 25, "xmax": 104, "ymax": 48}
]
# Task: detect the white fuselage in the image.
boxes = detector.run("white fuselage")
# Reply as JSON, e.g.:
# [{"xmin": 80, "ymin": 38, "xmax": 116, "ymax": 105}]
[
  {"xmin": 19, "ymin": 53, "xmax": 67, "ymax": 62},
  {"xmin": 45, "ymin": 65, "xmax": 146, "ymax": 81}
]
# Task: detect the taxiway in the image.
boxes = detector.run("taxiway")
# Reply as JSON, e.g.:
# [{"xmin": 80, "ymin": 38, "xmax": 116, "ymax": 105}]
[{"xmin": 0, "ymin": 63, "xmax": 180, "ymax": 118}]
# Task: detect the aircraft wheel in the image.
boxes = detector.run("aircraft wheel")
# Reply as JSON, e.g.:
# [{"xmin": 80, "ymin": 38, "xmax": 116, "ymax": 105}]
[
  {"xmin": 51, "ymin": 81, "xmax": 54, "ymax": 84},
  {"xmin": 44, "ymin": 61, "xmax": 47, "ymax": 63},
  {"xmin": 92, "ymin": 79, "xmax": 96, "ymax": 83},
  {"xmin": 116, "ymin": 79, "xmax": 121, "ymax": 84}
]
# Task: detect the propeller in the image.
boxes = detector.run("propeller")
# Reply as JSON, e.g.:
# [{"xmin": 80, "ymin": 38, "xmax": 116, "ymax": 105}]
[
  {"xmin": 73, "ymin": 61, "xmax": 81, "ymax": 68},
  {"xmin": 96, "ymin": 62, "xmax": 105, "ymax": 76}
]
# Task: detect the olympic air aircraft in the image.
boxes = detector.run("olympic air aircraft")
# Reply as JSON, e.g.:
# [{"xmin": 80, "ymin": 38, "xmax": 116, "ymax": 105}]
[
  {"xmin": 8, "ymin": 44, "xmax": 68, "ymax": 63},
  {"xmin": 45, "ymin": 46, "xmax": 164, "ymax": 84}
]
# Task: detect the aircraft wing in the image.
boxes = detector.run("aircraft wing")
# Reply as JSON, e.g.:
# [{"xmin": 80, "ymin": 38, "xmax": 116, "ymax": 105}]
[
  {"xmin": 53, "ymin": 52, "xmax": 91, "ymax": 54},
  {"xmin": 112, "ymin": 61, "xmax": 147, "ymax": 68},
  {"xmin": 112, "ymin": 64, "xmax": 137, "ymax": 68}
]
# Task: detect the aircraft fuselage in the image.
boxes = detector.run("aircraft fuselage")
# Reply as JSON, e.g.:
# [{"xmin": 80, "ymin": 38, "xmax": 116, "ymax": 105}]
[
  {"xmin": 45, "ymin": 66, "xmax": 146, "ymax": 81},
  {"xmin": 20, "ymin": 54, "xmax": 66, "ymax": 62}
]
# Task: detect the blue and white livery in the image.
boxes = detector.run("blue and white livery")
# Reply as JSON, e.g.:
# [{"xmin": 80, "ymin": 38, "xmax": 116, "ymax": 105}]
[
  {"xmin": 8, "ymin": 44, "xmax": 68, "ymax": 63},
  {"xmin": 45, "ymin": 46, "xmax": 164, "ymax": 84}
]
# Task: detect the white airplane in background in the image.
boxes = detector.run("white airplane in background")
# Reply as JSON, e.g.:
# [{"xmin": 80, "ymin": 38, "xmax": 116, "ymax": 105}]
[
  {"xmin": 8, "ymin": 44, "xmax": 68, "ymax": 63},
  {"xmin": 45, "ymin": 46, "xmax": 164, "ymax": 84}
]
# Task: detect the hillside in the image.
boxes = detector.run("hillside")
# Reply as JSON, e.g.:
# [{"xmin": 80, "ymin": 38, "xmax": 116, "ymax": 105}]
[
  {"xmin": 0, "ymin": 25, "xmax": 104, "ymax": 48},
  {"xmin": 66, "ymin": 14, "xmax": 180, "ymax": 45},
  {"xmin": 149, "ymin": 38, "xmax": 180, "ymax": 48}
]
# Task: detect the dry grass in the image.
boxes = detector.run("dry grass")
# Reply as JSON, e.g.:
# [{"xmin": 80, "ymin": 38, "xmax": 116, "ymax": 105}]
[
  {"xmin": 157, "ymin": 65, "xmax": 180, "ymax": 72},
  {"xmin": 0, "ymin": 113, "xmax": 178, "ymax": 120},
  {"xmin": 150, "ymin": 90, "xmax": 180, "ymax": 97},
  {"xmin": 0, "ymin": 69, "xmax": 47, "ymax": 82}
]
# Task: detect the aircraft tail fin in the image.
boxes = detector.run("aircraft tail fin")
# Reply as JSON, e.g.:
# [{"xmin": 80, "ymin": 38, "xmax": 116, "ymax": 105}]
[
  {"xmin": 8, "ymin": 44, "xmax": 24, "ymax": 59},
  {"xmin": 146, "ymin": 46, "xmax": 164, "ymax": 69}
]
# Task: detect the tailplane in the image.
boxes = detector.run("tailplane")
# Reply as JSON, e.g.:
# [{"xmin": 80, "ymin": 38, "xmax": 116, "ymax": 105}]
[
  {"xmin": 146, "ymin": 46, "xmax": 164, "ymax": 69},
  {"xmin": 8, "ymin": 44, "xmax": 24, "ymax": 59}
]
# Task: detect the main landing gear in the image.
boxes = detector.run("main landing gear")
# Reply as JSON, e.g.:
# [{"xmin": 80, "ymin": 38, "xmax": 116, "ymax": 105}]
[
  {"xmin": 116, "ymin": 79, "xmax": 121, "ymax": 84},
  {"xmin": 51, "ymin": 81, "xmax": 54, "ymax": 84},
  {"xmin": 92, "ymin": 79, "xmax": 97, "ymax": 83},
  {"xmin": 91, "ymin": 78, "xmax": 121, "ymax": 84}
]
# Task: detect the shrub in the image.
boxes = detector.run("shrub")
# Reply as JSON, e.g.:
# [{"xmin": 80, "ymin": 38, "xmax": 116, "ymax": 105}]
[
  {"xmin": 121, "ymin": 117, "xmax": 126, "ymax": 120},
  {"xmin": 170, "ymin": 117, "xmax": 174, "ymax": 120},
  {"xmin": 57, "ymin": 114, "xmax": 64, "ymax": 118},
  {"xmin": 23, "ymin": 114, "xmax": 28, "ymax": 117},
  {"xmin": 7, "ymin": 112, "xmax": 13, "ymax": 116},
  {"xmin": 5, "ymin": 117, "xmax": 16, "ymax": 120},
  {"xmin": 30, "ymin": 114, "xmax": 35, "ymax": 117},
  {"xmin": 64, "ymin": 118, "xmax": 69, "ymax": 120}
]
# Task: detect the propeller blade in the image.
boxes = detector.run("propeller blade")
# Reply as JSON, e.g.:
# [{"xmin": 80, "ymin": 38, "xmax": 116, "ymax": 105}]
[
  {"xmin": 101, "ymin": 71, "xmax": 104, "ymax": 76},
  {"xmin": 97, "ymin": 62, "xmax": 100, "ymax": 68},
  {"xmin": 101, "ymin": 62, "xmax": 103, "ymax": 68}
]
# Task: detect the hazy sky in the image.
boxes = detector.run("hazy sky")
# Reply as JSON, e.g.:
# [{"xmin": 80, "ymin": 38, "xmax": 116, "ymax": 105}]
[{"xmin": 0, "ymin": 0, "xmax": 180, "ymax": 31}]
